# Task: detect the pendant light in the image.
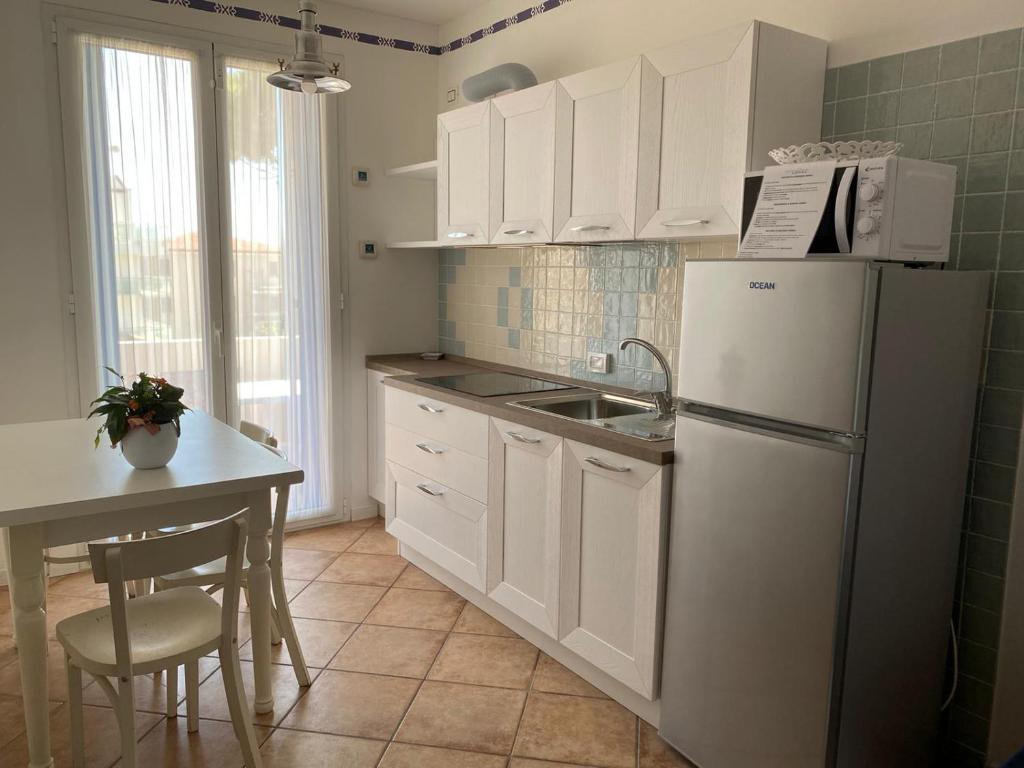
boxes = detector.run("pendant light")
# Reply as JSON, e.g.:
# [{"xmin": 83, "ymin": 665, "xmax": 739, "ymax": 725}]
[{"xmin": 267, "ymin": 0, "xmax": 351, "ymax": 95}]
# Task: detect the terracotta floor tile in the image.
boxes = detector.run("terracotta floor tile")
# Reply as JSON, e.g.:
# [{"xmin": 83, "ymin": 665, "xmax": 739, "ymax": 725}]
[
  {"xmin": 532, "ymin": 653, "xmax": 608, "ymax": 699},
  {"xmin": 392, "ymin": 564, "xmax": 450, "ymax": 592},
  {"xmin": 380, "ymin": 742, "xmax": 508, "ymax": 768},
  {"xmin": 317, "ymin": 553, "xmax": 408, "ymax": 587},
  {"xmin": 348, "ymin": 528, "xmax": 400, "ymax": 555},
  {"xmin": 639, "ymin": 720, "xmax": 696, "ymax": 767},
  {"xmin": 452, "ymin": 602, "xmax": 518, "ymax": 637},
  {"xmin": 328, "ymin": 624, "xmax": 447, "ymax": 678},
  {"xmin": 0, "ymin": 594, "xmax": 108, "ymax": 639},
  {"xmin": 240, "ymin": 617, "xmax": 357, "ymax": 668},
  {"xmin": 0, "ymin": 635, "xmax": 16, "ymax": 670},
  {"xmin": 0, "ymin": 703, "xmax": 162, "ymax": 768},
  {"xmin": 82, "ymin": 656, "xmax": 221, "ymax": 713},
  {"xmin": 279, "ymin": 669, "xmax": 419, "ymax": 739},
  {"xmin": 428, "ymin": 633, "xmax": 538, "ymax": 689},
  {"xmin": 190, "ymin": 658, "xmax": 315, "ymax": 726},
  {"xmin": 0, "ymin": 694, "xmax": 61, "ymax": 750},
  {"xmin": 288, "ymin": 581, "xmax": 386, "ymax": 622},
  {"xmin": 279, "ymin": 548, "xmax": 338, "ymax": 581},
  {"xmin": 514, "ymin": 692, "xmax": 637, "ymax": 768},
  {"xmin": 284, "ymin": 523, "xmax": 369, "ymax": 553},
  {"xmin": 258, "ymin": 729, "xmax": 385, "ymax": 768},
  {"xmin": 395, "ymin": 680, "xmax": 526, "ymax": 755},
  {"xmin": 48, "ymin": 571, "xmax": 110, "ymax": 601},
  {"xmin": 0, "ymin": 640, "xmax": 91, "ymax": 701},
  {"xmin": 365, "ymin": 588, "xmax": 466, "ymax": 631},
  {"xmin": 509, "ymin": 760, "xmax": 598, "ymax": 768},
  {"xmin": 128, "ymin": 716, "xmax": 273, "ymax": 768}
]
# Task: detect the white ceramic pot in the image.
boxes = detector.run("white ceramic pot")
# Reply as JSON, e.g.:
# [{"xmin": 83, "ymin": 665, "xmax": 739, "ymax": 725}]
[{"xmin": 120, "ymin": 423, "xmax": 179, "ymax": 469}]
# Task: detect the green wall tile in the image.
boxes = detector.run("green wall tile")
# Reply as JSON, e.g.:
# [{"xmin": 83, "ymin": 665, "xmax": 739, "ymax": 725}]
[
  {"xmin": 972, "ymin": 112, "xmax": 1013, "ymax": 153},
  {"xmin": 903, "ymin": 45, "xmax": 940, "ymax": 86},
  {"xmin": 820, "ymin": 103, "xmax": 835, "ymax": 139},
  {"xmin": 966, "ymin": 153, "xmax": 1009, "ymax": 193},
  {"xmin": 954, "ymin": 673, "xmax": 996, "ymax": 717},
  {"xmin": 980, "ymin": 386, "xmax": 1023, "ymax": 426},
  {"xmin": 864, "ymin": 128, "xmax": 897, "ymax": 142},
  {"xmin": 936, "ymin": 78, "xmax": 976, "ymax": 118},
  {"xmin": 823, "ymin": 67, "xmax": 837, "ymax": 102},
  {"xmin": 959, "ymin": 232, "xmax": 999, "ymax": 268},
  {"xmin": 966, "ymin": 534, "xmax": 1009, "ymax": 577},
  {"xmin": 896, "ymin": 123, "xmax": 933, "ymax": 158},
  {"xmin": 974, "ymin": 71, "xmax": 1018, "ymax": 113},
  {"xmin": 986, "ymin": 349, "xmax": 1024, "ymax": 388},
  {"xmin": 837, "ymin": 62, "xmax": 869, "ymax": 99},
  {"xmin": 899, "ymin": 84, "xmax": 935, "ymax": 123},
  {"xmin": 866, "ymin": 92, "xmax": 899, "ymax": 129},
  {"xmin": 990, "ymin": 310, "xmax": 1024, "ymax": 351},
  {"xmin": 959, "ymin": 639, "xmax": 999, "ymax": 683},
  {"xmin": 1002, "ymin": 233, "xmax": 1024, "ymax": 269},
  {"xmin": 868, "ymin": 54, "xmax": 903, "ymax": 92},
  {"xmin": 978, "ymin": 29, "xmax": 1022, "ymax": 74},
  {"xmin": 835, "ymin": 98, "xmax": 866, "ymax": 134},
  {"xmin": 933, "ymin": 117, "xmax": 972, "ymax": 157},
  {"xmin": 1009, "ymin": 151, "xmax": 1024, "ymax": 190},
  {"xmin": 945, "ymin": 156, "xmax": 969, "ymax": 194},
  {"xmin": 1014, "ymin": 110, "xmax": 1024, "ymax": 148},
  {"xmin": 969, "ymin": 498, "xmax": 1013, "ymax": 540},
  {"xmin": 1005, "ymin": 192, "xmax": 1024, "ymax": 229},
  {"xmin": 963, "ymin": 194, "xmax": 1005, "ymax": 232},
  {"xmin": 976, "ymin": 423, "xmax": 1020, "ymax": 465},
  {"xmin": 963, "ymin": 568, "xmax": 1006, "ymax": 613},
  {"xmin": 941, "ymin": 38, "xmax": 980, "ymax": 80}
]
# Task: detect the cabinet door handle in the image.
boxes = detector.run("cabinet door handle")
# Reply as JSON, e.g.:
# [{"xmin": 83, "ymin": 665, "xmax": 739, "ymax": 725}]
[
  {"xmin": 416, "ymin": 443, "xmax": 446, "ymax": 455},
  {"xmin": 570, "ymin": 224, "xmax": 611, "ymax": 233},
  {"xmin": 584, "ymin": 456, "xmax": 631, "ymax": 473},
  {"xmin": 418, "ymin": 403, "xmax": 445, "ymax": 414},
  {"xmin": 507, "ymin": 431, "xmax": 541, "ymax": 444},
  {"xmin": 416, "ymin": 483, "xmax": 444, "ymax": 497},
  {"xmin": 663, "ymin": 218, "xmax": 709, "ymax": 227},
  {"xmin": 503, "ymin": 228, "xmax": 534, "ymax": 236}
]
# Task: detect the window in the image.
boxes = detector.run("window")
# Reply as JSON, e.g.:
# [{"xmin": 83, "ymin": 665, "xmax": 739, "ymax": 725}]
[{"xmin": 60, "ymin": 23, "xmax": 338, "ymax": 522}]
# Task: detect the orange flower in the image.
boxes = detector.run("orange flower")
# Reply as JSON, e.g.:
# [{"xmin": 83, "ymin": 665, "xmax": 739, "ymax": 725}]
[{"xmin": 128, "ymin": 399, "xmax": 139, "ymax": 410}]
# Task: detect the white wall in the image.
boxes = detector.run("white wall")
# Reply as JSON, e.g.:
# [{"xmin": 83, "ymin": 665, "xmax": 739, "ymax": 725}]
[
  {"xmin": 436, "ymin": 0, "xmax": 1024, "ymax": 111},
  {"xmin": 0, "ymin": 0, "xmax": 440, "ymax": 543}
]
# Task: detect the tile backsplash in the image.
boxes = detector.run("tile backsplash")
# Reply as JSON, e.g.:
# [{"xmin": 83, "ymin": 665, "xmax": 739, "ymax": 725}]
[
  {"xmin": 823, "ymin": 27, "xmax": 1024, "ymax": 768},
  {"xmin": 438, "ymin": 239, "xmax": 736, "ymax": 393}
]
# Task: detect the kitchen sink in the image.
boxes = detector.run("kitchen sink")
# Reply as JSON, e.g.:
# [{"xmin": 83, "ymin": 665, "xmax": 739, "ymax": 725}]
[{"xmin": 510, "ymin": 392, "xmax": 674, "ymax": 442}]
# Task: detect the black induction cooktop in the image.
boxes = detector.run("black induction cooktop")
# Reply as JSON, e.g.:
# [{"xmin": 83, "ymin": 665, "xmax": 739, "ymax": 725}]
[{"xmin": 416, "ymin": 372, "xmax": 574, "ymax": 398}]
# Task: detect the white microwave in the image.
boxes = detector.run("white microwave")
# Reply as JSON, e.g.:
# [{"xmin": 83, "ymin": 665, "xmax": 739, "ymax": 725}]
[{"xmin": 741, "ymin": 157, "xmax": 956, "ymax": 262}]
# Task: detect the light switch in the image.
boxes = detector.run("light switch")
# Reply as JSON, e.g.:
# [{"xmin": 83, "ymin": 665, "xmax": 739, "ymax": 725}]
[{"xmin": 358, "ymin": 241, "xmax": 378, "ymax": 259}]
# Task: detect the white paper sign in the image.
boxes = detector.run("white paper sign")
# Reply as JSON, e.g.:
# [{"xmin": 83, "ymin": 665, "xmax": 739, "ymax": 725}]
[{"xmin": 737, "ymin": 161, "xmax": 837, "ymax": 258}]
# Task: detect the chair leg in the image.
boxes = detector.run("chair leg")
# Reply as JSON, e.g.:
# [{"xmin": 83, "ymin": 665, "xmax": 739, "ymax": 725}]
[
  {"xmin": 66, "ymin": 658, "xmax": 85, "ymax": 768},
  {"xmin": 270, "ymin": 608, "xmax": 282, "ymax": 646},
  {"xmin": 185, "ymin": 660, "xmax": 199, "ymax": 733},
  {"xmin": 271, "ymin": 569, "xmax": 310, "ymax": 687},
  {"xmin": 219, "ymin": 642, "xmax": 263, "ymax": 768},
  {"xmin": 115, "ymin": 676, "xmax": 137, "ymax": 768},
  {"xmin": 166, "ymin": 665, "xmax": 178, "ymax": 718}
]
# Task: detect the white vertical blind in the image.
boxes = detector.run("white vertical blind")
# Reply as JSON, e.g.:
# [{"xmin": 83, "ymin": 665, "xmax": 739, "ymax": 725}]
[
  {"xmin": 223, "ymin": 57, "xmax": 333, "ymax": 520},
  {"xmin": 76, "ymin": 34, "xmax": 213, "ymax": 412}
]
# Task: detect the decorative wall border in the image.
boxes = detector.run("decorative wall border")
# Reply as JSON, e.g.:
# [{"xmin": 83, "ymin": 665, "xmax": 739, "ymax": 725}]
[{"xmin": 148, "ymin": 0, "xmax": 574, "ymax": 55}]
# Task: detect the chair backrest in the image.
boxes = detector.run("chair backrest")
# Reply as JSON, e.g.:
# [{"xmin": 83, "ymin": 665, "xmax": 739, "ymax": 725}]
[
  {"xmin": 88, "ymin": 511, "xmax": 249, "ymax": 678},
  {"xmin": 240, "ymin": 420, "xmax": 277, "ymax": 448}
]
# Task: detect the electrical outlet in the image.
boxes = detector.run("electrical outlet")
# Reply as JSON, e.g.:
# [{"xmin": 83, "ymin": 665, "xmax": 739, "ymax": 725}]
[
  {"xmin": 587, "ymin": 352, "xmax": 611, "ymax": 374},
  {"xmin": 446, "ymin": 88, "xmax": 457, "ymax": 103}
]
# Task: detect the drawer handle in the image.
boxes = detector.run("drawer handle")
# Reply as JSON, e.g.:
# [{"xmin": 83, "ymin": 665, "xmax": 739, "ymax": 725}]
[
  {"xmin": 507, "ymin": 431, "xmax": 541, "ymax": 444},
  {"xmin": 416, "ymin": 442, "xmax": 446, "ymax": 455},
  {"xmin": 416, "ymin": 483, "xmax": 444, "ymax": 497},
  {"xmin": 663, "ymin": 218, "xmax": 709, "ymax": 227},
  {"xmin": 584, "ymin": 456, "xmax": 631, "ymax": 473},
  {"xmin": 570, "ymin": 224, "xmax": 611, "ymax": 233},
  {"xmin": 447, "ymin": 231, "xmax": 473, "ymax": 239},
  {"xmin": 503, "ymin": 228, "xmax": 534, "ymax": 236},
  {"xmin": 418, "ymin": 403, "xmax": 445, "ymax": 414}
]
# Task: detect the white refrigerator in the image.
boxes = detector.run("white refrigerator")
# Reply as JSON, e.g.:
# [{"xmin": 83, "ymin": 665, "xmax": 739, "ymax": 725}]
[{"xmin": 659, "ymin": 259, "xmax": 988, "ymax": 767}]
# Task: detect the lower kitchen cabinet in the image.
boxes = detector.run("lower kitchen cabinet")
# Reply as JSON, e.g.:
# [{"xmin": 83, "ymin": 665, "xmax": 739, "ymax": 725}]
[
  {"xmin": 367, "ymin": 369, "xmax": 390, "ymax": 503},
  {"xmin": 487, "ymin": 418, "xmax": 563, "ymax": 638},
  {"xmin": 559, "ymin": 439, "xmax": 670, "ymax": 700}
]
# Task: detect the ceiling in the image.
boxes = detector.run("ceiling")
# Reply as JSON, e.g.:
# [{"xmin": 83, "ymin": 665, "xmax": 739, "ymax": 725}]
[{"xmin": 324, "ymin": 0, "xmax": 490, "ymax": 26}]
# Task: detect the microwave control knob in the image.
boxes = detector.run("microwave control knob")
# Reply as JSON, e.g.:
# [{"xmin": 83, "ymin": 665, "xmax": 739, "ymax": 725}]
[
  {"xmin": 856, "ymin": 216, "xmax": 878, "ymax": 235},
  {"xmin": 859, "ymin": 182, "xmax": 881, "ymax": 202}
]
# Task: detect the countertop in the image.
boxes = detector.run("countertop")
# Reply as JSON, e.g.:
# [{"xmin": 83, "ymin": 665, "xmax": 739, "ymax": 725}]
[{"xmin": 366, "ymin": 353, "xmax": 674, "ymax": 465}]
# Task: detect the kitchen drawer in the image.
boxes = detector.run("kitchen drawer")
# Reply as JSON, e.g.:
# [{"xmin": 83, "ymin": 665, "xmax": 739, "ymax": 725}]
[
  {"xmin": 386, "ymin": 423, "xmax": 488, "ymax": 503},
  {"xmin": 385, "ymin": 386, "xmax": 488, "ymax": 458},
  {"xmin": 385, "ymin": 462, "xmax": 487, "ymax": 590}
]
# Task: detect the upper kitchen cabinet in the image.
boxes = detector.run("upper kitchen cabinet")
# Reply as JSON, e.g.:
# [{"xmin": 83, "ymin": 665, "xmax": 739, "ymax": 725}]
[
  {"xmin": 437, "ymin": 101, "xmax": 495, "ymax": 245},
  {"xmin": 553, "ymin": 57, "xmax": 643, "ymax": 243},
  {"xmin": 489, "ymin": 82, "xmax": 569, "ymax": 245},
  {"xmin": 635, "ymin": 21, "xmax": 826, "ymax": 240}
]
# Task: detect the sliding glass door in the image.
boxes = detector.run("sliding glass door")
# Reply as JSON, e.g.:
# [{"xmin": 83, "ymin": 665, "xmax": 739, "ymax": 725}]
[{"xmin": 60, "ymin": 24, "xmax": 336, "ymax": 522}]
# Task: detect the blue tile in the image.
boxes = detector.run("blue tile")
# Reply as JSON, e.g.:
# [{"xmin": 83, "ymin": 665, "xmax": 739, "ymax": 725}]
[
  {"xmin": 508, "ymin": 266, "xmax": 521, "ymax": 287},
  {"xmin": 521, "ymin": 310, "xmax": 533, "ymax": 329},
  {"xmin": 570, "ymin": 359, "xmax": 587, "ymax": 379},
  {"xmin": 587, "ymin": 337, "xmax": 604, "ymax": 353},
  {"xmin": 603, "ymin": 293, "xmax": 621, "ymax": 315},
  {"xmin": 448, "ymin": 250, "xmax": 466, "ymax": 266},
  {"xmin": 438, "ymin": 302, "xmax": 447, "ymax": 320},
  {"xmin": 621, "ymin": 293, "xmax": 638, "ymax": 317},
  {"xmin": 621, "ymin": 268, "xmax": 639, "ymax": 292},
  {"xmin": 602, "ymin": 317, "xmax": 620, "ymax": 340},
  {"xmin": 619, "ymin": 317, "xmax": 637, "ymax": 338},
  {"xmin": 621, "ymin": 246, "xmax": 641, "ymax": 267},
  {"xmin": 438, "ymin": 284, "xmax": 447, "ymax": 302},
  {"xmin": 439, "ymin": 319, "xmax": 455, "ymax": 338},
  {"xmin": 639, "ymin": 268, "xmax": 657, "ymax": 292},
  {"xmin": 507, "ymin": 328, "xmax": 520, "ymax": 349},
  {"xmin": 659, "ymin": 249, "xmax": 678, "ymax": 268},
  {"xmin": 521, "ymin": 287, "xmax": 534, "ymax": 310},
  {"xmin": 639, "ymin": 251, "xmax": 658, "ymax": 268},
  {"xmin": 497, "ymin": 306, "xmax": 509, "ymax": 327},
  {"xmin": 498, "ymin": 286, "xmax": 509, "ymax": 308}
]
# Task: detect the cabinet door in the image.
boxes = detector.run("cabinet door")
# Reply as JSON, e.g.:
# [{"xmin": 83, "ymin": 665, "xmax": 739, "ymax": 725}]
[
  {"xmin": 366, "ymin": 370, "xmax": 389, "ymax": 503},
  {"xmin": 636, "ymin": 22, "xmax": 755, "ymax": 239},
  {"xmin": 553, "ymin": 57, "xmax": 642, "ymax": 242},
  {"xmin": 560, "ymin": 440, "xmax": 668, "ymax": 700},
  {"xmin": 487, "ymin": 418, "xmax": 562, "ymax": 638},
  {"xmin": 437, "ymin": 101, "xmax": 494, "ymax": 245},
  {"xmin": 490, "ymin": 82, "xmax": 568, "ymax": 245}
]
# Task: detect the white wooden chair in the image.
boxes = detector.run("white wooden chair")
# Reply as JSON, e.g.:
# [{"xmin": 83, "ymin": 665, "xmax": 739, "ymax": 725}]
[
  {"xmin": 153, "ymin": 442, "xmax": 311, "ymax": 688},
  {"xmin": 55, "ymin": 511, "xmax": 262, "ymax": 768}
]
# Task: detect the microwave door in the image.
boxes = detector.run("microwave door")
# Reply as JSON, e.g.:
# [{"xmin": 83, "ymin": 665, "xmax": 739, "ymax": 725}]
[{"xmin": 832, "ymin": 166, "xmax": 856, "ymax": 254}]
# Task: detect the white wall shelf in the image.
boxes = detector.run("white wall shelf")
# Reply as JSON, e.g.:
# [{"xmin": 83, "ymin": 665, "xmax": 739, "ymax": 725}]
[{"xmin": 385, "ymin": 160, "xmax": 438, "ymax": 181}]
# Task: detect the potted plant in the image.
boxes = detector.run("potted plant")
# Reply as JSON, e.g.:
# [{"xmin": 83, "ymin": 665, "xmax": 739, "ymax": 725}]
[{"xmin": 90, "ymin": 368, "xmax": 189, "ymax": 469}]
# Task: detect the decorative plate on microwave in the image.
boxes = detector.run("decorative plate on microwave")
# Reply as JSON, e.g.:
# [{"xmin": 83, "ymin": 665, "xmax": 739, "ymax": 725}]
[{"xmin": 769, "ymin": 140, "xmax": 903, "ymax": 165}]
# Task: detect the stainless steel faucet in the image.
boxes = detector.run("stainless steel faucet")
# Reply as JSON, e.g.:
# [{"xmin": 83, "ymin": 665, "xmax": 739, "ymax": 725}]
[{"xmin": 619, "ymin": 337, "xmax": 674, "ymax": 418}]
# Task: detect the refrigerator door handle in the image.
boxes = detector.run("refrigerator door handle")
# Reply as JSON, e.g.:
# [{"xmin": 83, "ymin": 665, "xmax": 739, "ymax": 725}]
[{"xmin": 678, "ymin": 400, "xmax": 865, "ymax": 454}]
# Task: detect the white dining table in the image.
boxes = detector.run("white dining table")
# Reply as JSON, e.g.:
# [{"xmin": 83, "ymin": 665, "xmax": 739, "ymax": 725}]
[{"xmin": 0, "ymin": 411, "xmax": 303, "ymax": 768}]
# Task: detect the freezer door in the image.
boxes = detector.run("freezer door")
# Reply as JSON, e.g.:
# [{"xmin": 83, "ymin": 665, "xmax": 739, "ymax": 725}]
[
  {"xmin": 678, "ymin": 260, "xmax": 875, "ymax": 433},
  {"xmin": 659, "ymin": 412, "xmax": 857, "ymax": 768}
]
